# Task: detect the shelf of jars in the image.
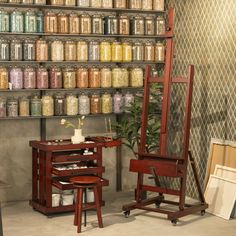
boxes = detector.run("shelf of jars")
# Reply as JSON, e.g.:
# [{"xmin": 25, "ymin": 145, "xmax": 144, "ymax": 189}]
[
  {"xmin": 0, "ymin": 1, "xmax": 165, "ymax": 14},
  {"xmin": 0, "ymin": 61, "xmax": 164, "ymax": 64}
]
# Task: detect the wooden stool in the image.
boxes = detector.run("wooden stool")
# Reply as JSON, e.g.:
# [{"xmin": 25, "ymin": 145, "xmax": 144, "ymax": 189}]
[{"xmin": 70, "ymin": 176, "xmax": 104, "ymax": 233}]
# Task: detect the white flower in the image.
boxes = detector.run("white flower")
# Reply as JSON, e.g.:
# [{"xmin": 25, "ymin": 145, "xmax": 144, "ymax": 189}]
[
  {"xmin": 81, "ymin": 116, "xmax": 85, "ymax": 120},
  {"xmin": 61, "ymin": 119, "xmax": 66, "ymax": 125}
]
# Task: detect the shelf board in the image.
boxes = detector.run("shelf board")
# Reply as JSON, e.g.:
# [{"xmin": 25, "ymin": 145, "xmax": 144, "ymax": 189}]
[
  {"xmin": 0, "ymin": 60, "xmax": 163, "ymax": 65},
  {"xmin": 0, "ymin": 3, "xmax": 165, "ymax": 14},
  {"xmin": 0, "ymin": 32, "xmax": 170, "ymax": 39},
  {"xmin": 0, "ymin": 87, "xmax": 144, "ymax": 92}
]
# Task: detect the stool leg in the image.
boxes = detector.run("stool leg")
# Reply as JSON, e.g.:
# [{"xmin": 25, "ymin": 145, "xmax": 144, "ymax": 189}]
[
  {"xmin": 74, "ymin": 189, "xmax": 78, "ymax": 226},
  {"xmin": 93, "ymin": 186, "xmax": 103, "ymax": 228},
  {"xmin": 77, "ymin": 188, "xmax": 84, "ymax": 233},
  {"xmin": 84, "ymin": 188, "xmax": 87, "ymax": 227}
]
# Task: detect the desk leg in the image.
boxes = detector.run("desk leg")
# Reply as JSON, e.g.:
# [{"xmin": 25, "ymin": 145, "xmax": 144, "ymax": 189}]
[
  {"xmin": 39, "ymin": 150, "xmax": 46, "ymax": 205},
  {"xmin": 32, "ymin": 147, "xmax": 38, "ymax": 202},
  {"xmin": 45, "ymin": 152, "xmax": 52, "ymax": 208}
]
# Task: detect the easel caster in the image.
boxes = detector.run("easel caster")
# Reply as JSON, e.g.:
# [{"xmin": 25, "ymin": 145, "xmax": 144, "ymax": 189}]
[
  {"xmin": 171, "ymin": 219, "xmax": 178, "ymax": 226},
  {"xmin": 155, "ymin": 202, "xmax": 161, "ymax": 208},
  {"xmin": 124, "ymin": 211, "xmax": 130, "ymax": 218},
  {"xmin": 201, "ymin": 210, "xmax": 206, "ymax": 216}
]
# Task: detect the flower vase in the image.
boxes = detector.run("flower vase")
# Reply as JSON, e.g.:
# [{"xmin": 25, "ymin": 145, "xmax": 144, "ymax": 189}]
[{"xmin": 71, "ymin": 128, "xmax": 85, "ymax": 144}]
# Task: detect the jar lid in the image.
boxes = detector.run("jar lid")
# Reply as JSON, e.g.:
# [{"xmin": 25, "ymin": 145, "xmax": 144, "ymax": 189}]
[{"xmin": 93, "ymin": 14, "xmax": 102, "ymax": 18}]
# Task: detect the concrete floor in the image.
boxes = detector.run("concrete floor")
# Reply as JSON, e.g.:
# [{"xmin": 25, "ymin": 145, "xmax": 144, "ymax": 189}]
[{"xmin": 2, "ymin": 191, "xmax": 236, "ymax": 236}]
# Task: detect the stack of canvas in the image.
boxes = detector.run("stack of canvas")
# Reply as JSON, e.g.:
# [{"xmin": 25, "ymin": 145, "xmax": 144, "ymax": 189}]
[{"xmin": 204, "ymin": 139, "xmax": 236, "ymax": 220}]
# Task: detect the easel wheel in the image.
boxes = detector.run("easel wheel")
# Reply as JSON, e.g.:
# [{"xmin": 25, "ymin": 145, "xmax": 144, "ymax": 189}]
[
  {"xmin": 171, "ymin": 219, "xmax": 178, "ymax": 226},
  {"xmin": 124, "ymin": 211, "xmax": 130, "ymax": 218},
  {"xmin": 201, "ymin": 210, "xmax": 206, "ymax": 216}
]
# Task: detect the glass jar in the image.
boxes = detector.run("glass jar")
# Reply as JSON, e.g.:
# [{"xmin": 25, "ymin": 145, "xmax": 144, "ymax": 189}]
[
  {"xmin": 78, "ymin": 93, "xmax": 90, "ymax": 115},
  {"xmin": 155, "ymin": 42, "xmax": 165, "ymax": 62},
  {"xmin": 0, "ymin": 39, "xmax": 9, "ymax": 61},
  {"xmin": 50, "ymin": 0, "xmax": 64, "ymax": 5},
  {"xmin": 129, "ymin": 0, "xmax": 142, "ymax": 9},
  {"xmin": 10, "ymin": 67, "xmax": 23, "ymax": 89},
  {"xmin": 34, "ymin": 0, "xmax": 46, "ymax": 4},
  {"xmin": 36, "ymin": 67, "xmax": 49, "ymax": 89},
  {"xmin": 44, "ymin": 12, "xmax": 57, "ymax": 33},
  {"xmin": 77, "ymin": 0, "xmax": 89, "ymax": 7},
  {"xmin": 114, "ymin": 0, "xmax": 126, "ymax": 8},
  {"xmin": 10, "ymin": 39, "xmax": 23, "ymax": 61},
  {"xmin": 90, "ymin": 94, "xmax": 101, "ymax": 114},
  {"xmin": 100, "ymin": 41, "xmax": 111, "ymax": 62},
  {"xmin": 22, "ymin": 0, "xmax": 34, "ymax": 3},
  {"xmin": 153, "ymin": 0, "xmax": 165, "ymax": 11},
  {"xmin": 102, "ymin": 0, "xmax": 113, "ymax": 8},
  {"xmin": 36, "ymin": 38, "xmax": 48, "ymax": 61},
  {"xmin": 130, "ymin": 68, "xmax": 143, "ymax": 87},
  {"xmin": 101, "ymin": 93, "xmax": 112, "ymax": 114},
  {"xmin": 124, "ymin": 91, "xmax": 134, "ymax": 112},
  {"xmin": 145, "ymin": 16, "xmax": 155, "ymax": 35},
  {"xmin": 23, "ymin": 39, "xmax": 36, "ymax": 61},
  {"xmin": 144, "ymin": 42, "xmax": 155, "ymax": 61},
  {"xmin": 122, "ymin": 42, "xmax": 132, "ymax": 62},
  {"xmin": 104, "ymin": 16, "xmax": 118, "ymax": 35},
  {"xmin": 0, "ymin": 67, "xmax": 8, "ymax": 89},
  {"xmin": 65, "ymin": 0, "xmax": 76, "ymax": 5},
  {"xmin": 101, "ymin": 67, "xmax": 111, "ymax": 88},
  {"xmin": 77, "ymin": 41, "xmax": 88, "ymax": 61},
  {"xmin": 113, "ymin": 92, "xmax": 123, "ymax": 114},
  {"xmin": 69, "ymin": 13, "xmax": 79, "ymax": 34},
  {"xmin": 142, "ymin": 0, "xmax": 153, "ymax": 10},
  {"xmin": 119, "ymin": 15, "xmax": 130, "ymax": 35},
  {"xmin": 23, "ymin": 67, "xmax": 36, "ymax": 89},
  {"xmin": 113, "ymin": 68, "xmax": 130, "ymax": 87},
  {"xmin": 92, "ymin": 14, "xmax": 103, "ymax": 34},
  {"xmin": 132, "ymin": 43, "xmax": 144, "ymax": 61},
  {"xmin": 19, "ymin": 97, "xmax": 30, "ymax": 117},
  {"xmin": 0, "ymin": 9, "xmax": 10, "ymax": 32},
  {"xmin": 58, "ymin": 12, "xmax": 69, "ymax": 34},
  {"xmin": 0, "ymin": 98, "xmax": 6, "ymax": 117},
  {"xmin": 156, "ymin": 16, "xmax": 165, "ymax": 35},
  {"xmin": 42, "ymin": 95, "xmax": 54, "ymax": 116},
  {"xmin": 65, "ymin": 40, "xmax": 76, "ymax": 61},
  {"xmin": 63, "ymin": 68, "xmax": 76, "ymax": 88},
  {"xmin": 111, "ymin": 41, "xmax": 122, "ymax": 62},
  {"xmin": 7, "ymin": 98, "xmax": 18, "ymax": 117},
  {"xmin": 51, "ymin": 40, "xmax": 64, "ymax": 61},
  {"xmin": 8, "ymin": 0, "xmax": 21, "ymax": 3},
  {"xmin": 131, "ymin": 16, "xmax": 144, "ymax": 35},
  {"xmin": 90, "ymin": 0, "xmax": 102, "ymax": 7},
  {"xmin": 89, "ymin": 41, "xmax": 100, "ymax": 61},
  {"xmin": 10, "ymin": 10, "xmax": 23, "ymax": 33},
  {"xmin": 89, "ymin": 68, "xmax": 101, "ymax": 88},
  {"xmin": 113, "ymin": 92, "xmax": 124, "ymax": 114},
  {"xmin": 80, "ymin": 14, "xmax": 91, "ymax": 34},
  {"xmin": 54, "ymin": 94, "xmax": 65, "ymax": 116},
  {"xmin": 66, "ymin": 94, "xmax": 78, "ymax": 116},
  {"xmin": 76, "ymin": 67, "xmax": 88, "ymax": 88},
  {"xmin": 36, "ymin": 11, "xmax": 44, "ymax": 33},
  {"xmin": 25, "ymin": 10, "xmax": 37, "ymax": 33},
  {"xmin": 49, "ymin": 66, "xmax": 62, "ymax": 88},
  {"xmin": 31, "ymin": 96, "xmax": 42, "ymax": 116}
]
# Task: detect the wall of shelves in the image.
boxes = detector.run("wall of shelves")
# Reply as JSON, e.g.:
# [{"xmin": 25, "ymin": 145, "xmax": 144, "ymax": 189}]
[{"xmin": 0, "ymin": 0, "xmax": 170, "ymax": 201}]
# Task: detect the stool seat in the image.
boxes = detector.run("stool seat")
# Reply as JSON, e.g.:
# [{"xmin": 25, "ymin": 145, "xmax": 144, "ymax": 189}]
[{"xmin": 70, "ymin": 176, "xmax": 102, "ymax": 185}]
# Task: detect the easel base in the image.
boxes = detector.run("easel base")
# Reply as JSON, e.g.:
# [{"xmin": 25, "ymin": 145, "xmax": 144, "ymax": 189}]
[{"xmin": 122, "ymin": 196, "xmax": 208, "ymax": 225}]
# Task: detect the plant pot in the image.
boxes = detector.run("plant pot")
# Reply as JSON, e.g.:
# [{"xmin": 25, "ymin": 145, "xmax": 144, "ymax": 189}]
[{"xmin": 71, "ymin": 128, "xmax": 85, "ymax": 144}]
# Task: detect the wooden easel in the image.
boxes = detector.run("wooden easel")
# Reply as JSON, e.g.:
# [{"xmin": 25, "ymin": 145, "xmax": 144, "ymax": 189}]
[{"xmin": 122, "ymin": 9, "xmax": 208, "ymax": 224}]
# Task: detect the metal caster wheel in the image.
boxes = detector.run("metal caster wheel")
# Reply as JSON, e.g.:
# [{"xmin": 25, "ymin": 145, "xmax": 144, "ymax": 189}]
[
  {"xmin": 155, "ymin": 202, "xmax": 161, "ymax": 208},
  {"xmin": 171, "ymin": 219, "xmax": 178, "ymax": 226},
  {"xmin": 201, "ymin": 210, "xmax": 206, "ymax": 216},
  {"xmin": 124, "ymin": 211, "xmax": 130, "ymax": 218}
]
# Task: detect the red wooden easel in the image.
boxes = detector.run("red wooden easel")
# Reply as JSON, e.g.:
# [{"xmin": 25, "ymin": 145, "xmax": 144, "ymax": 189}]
[{"xmin": 122, "ymin": 8, "xmax": 208, "ymax": 225}]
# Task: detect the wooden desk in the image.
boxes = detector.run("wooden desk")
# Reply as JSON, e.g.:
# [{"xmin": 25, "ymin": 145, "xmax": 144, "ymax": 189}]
[{"xmin": 29, "ymin": 138, "xmax": 121, "ymax": 215}]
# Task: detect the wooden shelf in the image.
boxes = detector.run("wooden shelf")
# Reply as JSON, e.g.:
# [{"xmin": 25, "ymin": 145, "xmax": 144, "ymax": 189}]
[{"xmin": 0, "ymin": 3, "xmax": 165, "ymax": 14}]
